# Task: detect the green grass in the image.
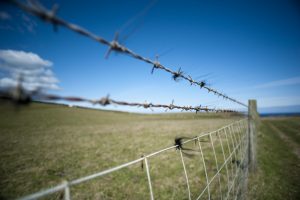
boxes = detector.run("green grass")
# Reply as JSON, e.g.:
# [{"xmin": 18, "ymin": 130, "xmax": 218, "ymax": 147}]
[
  {"xmin": 263, "ymin": 117, "xmax": 300, "ymax": 145},
  {"xmin": 247, "ymin": 117, "xmax": 300, "ymax": 200},
  {"xmin": 2, "ymin": 102, "xmax": 299, "ymax": 200},
  {"xmin": 0, "ymin": 102, "xmax": 243, "ymax": 200}
]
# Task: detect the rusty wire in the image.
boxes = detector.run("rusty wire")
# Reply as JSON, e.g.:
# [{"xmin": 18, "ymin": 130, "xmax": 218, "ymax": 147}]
[{"xmin": 3, "ymin": 0, "xmax": 248, "ymax": 107}]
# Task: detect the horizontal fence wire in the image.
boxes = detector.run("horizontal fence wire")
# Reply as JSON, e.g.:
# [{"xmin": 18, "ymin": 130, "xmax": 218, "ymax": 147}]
[
  {"xmin": 3, "ymin": 0, "xmax": 247, "ymax": 107},
  {"xmin": 17, "ymin": 118, "xmax": 248, "ymax": 200},
  {"xmin": 0, "ymin": 89, "xmax": 239, "ymax": 113}
]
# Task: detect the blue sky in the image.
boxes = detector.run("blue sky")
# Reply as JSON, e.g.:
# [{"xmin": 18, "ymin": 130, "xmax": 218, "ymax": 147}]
[{"xmin": 0, "ymin": 0, "xmax": 299, "ymax": 113}]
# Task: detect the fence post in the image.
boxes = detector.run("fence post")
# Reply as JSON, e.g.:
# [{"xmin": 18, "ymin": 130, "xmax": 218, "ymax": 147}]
[{"xmin": 248, "ymin": 99, "xmax": 258, "ymax": 172}]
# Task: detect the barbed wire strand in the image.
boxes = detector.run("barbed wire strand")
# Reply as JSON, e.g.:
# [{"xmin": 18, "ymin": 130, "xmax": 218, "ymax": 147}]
[
  {"xmin": 0, "ymin": 89, "xmax": 239, "ymax": 113},
  {"xmin": 4, "ymin": 0, "xmax": 248, "ymax": 107}
]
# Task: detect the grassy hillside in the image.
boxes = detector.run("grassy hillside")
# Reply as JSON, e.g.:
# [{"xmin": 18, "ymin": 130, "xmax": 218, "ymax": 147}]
[{"xmin": 0, "ymin": 102, "xmax": 242, "ymax": 199}]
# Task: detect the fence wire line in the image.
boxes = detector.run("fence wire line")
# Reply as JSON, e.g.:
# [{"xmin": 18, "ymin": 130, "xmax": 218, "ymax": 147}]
[
  {"xmin": 179, "ymin": 149, "xmax": 192, "ymax": 200},
  {"xmin": 224, "ymin": 126, "xmax": 248, "ymax": 200},
  {"xmin": 17, "ymin": 119, "xmax": 248, "ymax": 200},
  {"xmin": 4, "ymin": 0, "xmax": 247, "ymax": 107},
  {"xmin": 209, "ymin": 131, "xmax": 223, "ymax": 199},
  {"xmin": 144, "ymin": 157, "xmax": 154, "ymax": 200},
  {"xmin": 217, "ymin": 129, "xmax": 230, "ymax": 194},
  {"xmin": 197, "ymin": 137, "xmax": 211, "ymax": 199},
  {"xmin": 195, "ymin": 131, "xmax": 246, "ymax": 200},
  {"xmin": 0, "ymin": 89, "xmax": 239, "ymax": 113},
  {"xmin": 195, "ymin": 119, "xmax": 248, "ymax": 200}
]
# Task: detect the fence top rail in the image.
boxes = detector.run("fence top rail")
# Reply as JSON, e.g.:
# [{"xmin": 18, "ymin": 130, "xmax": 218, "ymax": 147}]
[
  {"xmin": 4, "ymin": 0, "xmax": 247, "ymax": 108},
  {"xmin": 17, "ymin": 118, "xmax": 247, "ymax": 200}
]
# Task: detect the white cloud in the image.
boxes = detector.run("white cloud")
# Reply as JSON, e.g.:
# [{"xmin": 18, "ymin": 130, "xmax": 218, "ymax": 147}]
[
  {"xmin": 0, "ymin": 49, "xmax": 60, "ymax": 92},
  {"xmin": 0, "ymin": 49, "xmax": 52, "ymax": 69},
  {"xmin": 254, "ymin": 76, "xmax": 300, "ymax": 89},
  {"xmin": 0, "ymin": 77, "xmax": 17, "ymax": 88}
]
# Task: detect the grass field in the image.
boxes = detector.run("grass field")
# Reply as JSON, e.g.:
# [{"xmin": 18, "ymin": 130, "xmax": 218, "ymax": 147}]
[
  {"xmin": 0, "ymin": 102, "xmax": 244, "ymax": 200},
  {"xmin": 247, "ymin": 117, "xmax": 300, "ymax": 200},
  {"xmin": 1, "ymin": 102, "xmax": 299, "ymax": 200}
]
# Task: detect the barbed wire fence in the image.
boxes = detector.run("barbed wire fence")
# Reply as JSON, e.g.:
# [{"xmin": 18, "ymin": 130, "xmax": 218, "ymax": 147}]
[
  {"xmin": 0, "ymin": 0, "xmax": 259, "ymax": 199},
  {"xmin": 2, "ymin": 0, "xmax": 247, "ymax": 108}
]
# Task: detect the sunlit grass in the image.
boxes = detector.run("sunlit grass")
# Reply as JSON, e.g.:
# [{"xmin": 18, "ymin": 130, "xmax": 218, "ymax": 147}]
[{"xmin": 0, "ymin": 102, "xmax": 243, "ymax": 199}]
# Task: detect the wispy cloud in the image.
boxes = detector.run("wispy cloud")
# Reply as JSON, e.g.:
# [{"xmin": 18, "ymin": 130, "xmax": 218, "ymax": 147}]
[
  {"xmin": 254, "ymin": 76, "xmax": 300, "ymax": 89},
  {"xmin": 0, "ymin": 11, "xmax": 11, "ymax": 20},
  {"xmin": 256, "ymin": 96, "xmax": 300, "ymax": 108},
  {"xmin": 0, "ymin": 11, "xmax": 37, "ymax": 33},
  {"xmin": 0, "ymin": 49, "xmax": 60, "ymax": 92},
  {"xmin": 21, "ymin": 13, "xmax": 37, "ymax": 33}
]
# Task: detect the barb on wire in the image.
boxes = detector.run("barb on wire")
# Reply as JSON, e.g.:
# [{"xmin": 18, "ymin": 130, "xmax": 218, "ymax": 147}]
[
  {"xmin": 175, "ymin": 137, "xmax": 200, "ymax": 158},
  {"xmin": 151, "ymin": 55, "xmax": 160, "ymax": 74},
  {"xmin": 175, "ymin": 137, "xmax": 195, "ymax": 151},
  {"xmin": 105, "ymin": 32, "xmax": 119, "ymax": 59},
  {"xmin": 172, "ymin": 67, "xmax": 184, "ymax": 81},
  {"xmin": 4, "ymin": 0, "xmax": 248, "ymax": 107}
]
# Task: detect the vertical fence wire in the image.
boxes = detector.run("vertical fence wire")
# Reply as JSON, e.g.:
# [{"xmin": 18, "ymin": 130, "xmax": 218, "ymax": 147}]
[
  {"xmin": 217, "ymin": 129, "xmax": 230, "ymax": 193},
  {"xmin": 223, "ymin": 127, "xmax": 235, "ymax": 183},
  {"xmin": 235, "ymin": 124, "xmax": 244, "ymax": 200},
  {"xmin": 224, "ymin": 134, "xmax": 247, "ymax": 200},
  {"xmin": 242, "ymin": 119, "xmax": 249, "ymax": 200},
  {"xmin": 197, "ymin": 137, "xmax": 211, "ymax": 200},
  {"xmin": 227, "ymin": 124, "xmax": 248, "ymax": 200},
  {"xmin": 228, "ymin": 126, "xmax": 238, "ymax": 174},
  {"xmin": 209, "ymin": 132, "xmax": 223, "ymax": 200},
  {"xmin": 64, "ymin": 181, "xmax": 71, "ymax": 200},
  {"xmin": 236, "ymin": 123, "xmax": 243, "ymax": 150},
  {"xmin": 235, "ymin": 124, "xmax": 242, "ymax": 145},
  {"xmin": 228, "ymin": 125, "xmax": 238, "ymax": 198},
  {"xmin": 144, "ymin": 157, "xmax": 154, "ymax": 200},
  {"xmin": 179, "ymin": 149, "xmax": 192, "ymax": 200},
  {"xmin": 231, "ymin": 125, "xmax": 239, "ymax": 151}
]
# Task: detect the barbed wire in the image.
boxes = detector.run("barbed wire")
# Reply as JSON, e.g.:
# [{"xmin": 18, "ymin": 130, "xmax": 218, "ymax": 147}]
[
  {"xmin": 3, "ymin": 0, "xmax": 248, "ymax": 107},
  {"xmin": 0, "ymin": 87, "xmax": 238, "ymax": 113}
]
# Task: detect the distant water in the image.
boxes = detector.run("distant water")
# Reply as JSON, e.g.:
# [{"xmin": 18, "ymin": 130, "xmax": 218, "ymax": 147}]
[{"xmin": 260, "ymin": 113, "xmax": 300, "ymax": 117}]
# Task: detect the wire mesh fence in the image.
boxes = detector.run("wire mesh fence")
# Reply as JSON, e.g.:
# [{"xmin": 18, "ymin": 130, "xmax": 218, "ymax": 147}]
[{"xmin": 17, "ymin": 118, "xmax": 248, "ymax": 200}]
